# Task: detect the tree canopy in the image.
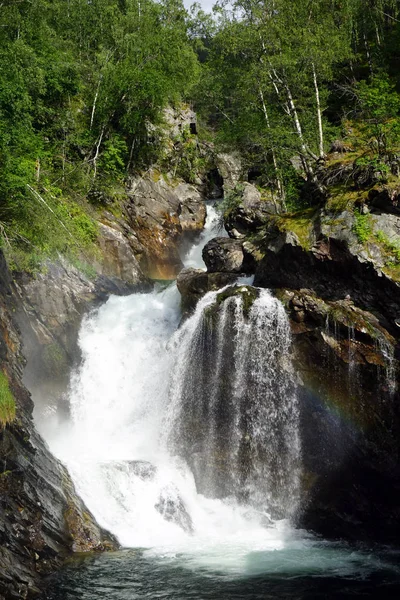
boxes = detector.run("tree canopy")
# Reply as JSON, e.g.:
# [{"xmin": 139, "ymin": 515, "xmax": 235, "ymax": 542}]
[{"xmin": 1, "ymin": 0, "xmax": 400, "ymax": 267}]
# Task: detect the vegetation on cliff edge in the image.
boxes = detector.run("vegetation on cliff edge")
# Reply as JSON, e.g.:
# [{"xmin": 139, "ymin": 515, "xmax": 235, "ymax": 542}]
[{"xmin": 0, "ymin": 371, "xmax": 16, "ymax": 427}]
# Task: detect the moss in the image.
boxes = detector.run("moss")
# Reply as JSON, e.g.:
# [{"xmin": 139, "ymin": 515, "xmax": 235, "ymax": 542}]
[
  {"xmin": 42, "ymin": 342, "xmax": 69, "ymax": 377},
  {"xmin": 326, "ymin": 185, "xmax": 368, "ymax": 213},
  {"xmin": 275, "ymin": 208, "xmax": 317, "ymax": 249},
  {"xmin": 382, "ymin": 262, "xmax": 400, "ymax": 280},
  {"xmin": 150, "ymin": 169, "xmax": 162, "ymax": 183},
  {"xmin": 364, "ymin": 229, "xmax": 400, "ymax": 282},
  {"xmin": 216, "ymin": 285, "xmax": 260, "ymax": 318},
  {"xmin": 0, "ymin": 371, "xmax": 16, "ymax": 428}
]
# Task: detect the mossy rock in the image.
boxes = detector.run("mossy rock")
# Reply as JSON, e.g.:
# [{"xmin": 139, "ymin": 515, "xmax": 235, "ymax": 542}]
[
  {"xmin": 216, "ymin": 285, "xmax": 260, "ymax": 318},
  {"xmin": 273, "ymin": 208, "xmax": 318, "ymax": 250},
  {"xmin": 42, "ymin": 342, "xmax": 69, "ymax": 378}
]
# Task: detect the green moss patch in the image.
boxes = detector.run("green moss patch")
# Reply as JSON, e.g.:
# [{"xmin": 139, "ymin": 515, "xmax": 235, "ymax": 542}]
[
  {"xmin": 275, "ymin": 208, "xmax": 317, "ymax": 249},
  {"xmin": 216, "ymin": 285, "xmax": 260, "ymax": 318},
  {"xmin": 0, "ymin": 371, "xmax": 16, "ymax": 427}
]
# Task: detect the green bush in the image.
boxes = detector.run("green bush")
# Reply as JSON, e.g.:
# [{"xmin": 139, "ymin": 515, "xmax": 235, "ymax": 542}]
[
  {"xmin": 219, "ymin": 183, "xmax": 245, "ymax": 215},
  {"xmin": 0, "ymin": 371, "xmax": 16, "ymax": 427},
  {"xmin": 353, "ymin": 211, "xmax": 372, "ymax": 244}
]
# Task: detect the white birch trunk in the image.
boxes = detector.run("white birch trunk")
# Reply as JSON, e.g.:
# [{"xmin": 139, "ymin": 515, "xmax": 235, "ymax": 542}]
[
  {"xmin": 312, "ymin": 64, "xmax": 325, "ymax": 159},
  {"xmin": 258, "ymin": 87, "xmax": 285, "ymax": 209}
]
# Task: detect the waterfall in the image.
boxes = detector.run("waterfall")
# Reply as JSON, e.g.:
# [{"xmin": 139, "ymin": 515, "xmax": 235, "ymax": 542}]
[
  {"xmin": 167, "ymin": 287, "xmax": 300, "ymax": 520},
  {"xmin": 41, "ymin": 203, "xmax": 301, "ymax": 554}
]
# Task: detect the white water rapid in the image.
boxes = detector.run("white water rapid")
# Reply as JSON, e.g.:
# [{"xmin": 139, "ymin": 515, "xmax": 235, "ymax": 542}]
[{"xmin": 41, "ymin": 203, "xmax": 304, "ymax": 572}]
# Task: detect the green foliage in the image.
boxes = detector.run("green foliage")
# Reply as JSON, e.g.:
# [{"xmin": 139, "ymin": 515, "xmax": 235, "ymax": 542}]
[
  {"xmin": 0, "ymin": 0, "xmax": 200, "ymax": 271},
  {"xmin": 100, "ymin": 136, "xmax": 128, "ymax": 177},
  {"xmin": 356, "ymin": 75, "xmax": 400, "ymax": 156},
  {"xmin": 375, "ymin": 230, "xmax": 400, "ymax": 262},
  {"xmin": 165, "ymin": 126, "xmax": 208, "ymax": 183},
  {"xmin": 219, "ymin": 184, "xmax": 246, "ymax": 216},
  {"xmin": 353, "ymin": 211, "xmax": 373, "ymax": 244},
  {"xmin": 1, "ymin": 186, "xmax": 99, "ymax": 274},
  {"xmin": 0, "ymin": 371, "xmax": 16, "ymax": 428},
  {"xmin": 194, "ymin": 0, "xmax": 400, "ymax": 206}
]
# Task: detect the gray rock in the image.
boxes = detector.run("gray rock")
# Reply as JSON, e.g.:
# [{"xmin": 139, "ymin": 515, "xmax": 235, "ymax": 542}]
[
  {"xmin": 370, "ymin": 212, "xmax": 400, "ymax": 243},
  {"xmin": 125, "ymin": 170, "xmax": 206, "ymax": 279},
  {"xmin": 127, "ymin": 460, "xmax": 157, "ymax": 480},
  {"xmin": 224, "ymin": 183, "xmax": 276, "ymax": 238},
  {"xmin": 101, "ymin": 460, "xmax": 157, "ymax": 481},
  {"xmin": 98, "ymin": 223, "xmax": 145, "ymax": 284},
  {"xmin": 177, "ymin": 268, "xmax": 238, "ymax": 314},
  {"xmin": 155, "ymin": 485, "xmax": 193, "ymax": 534},
  {"xmin": 162, "ymin": 105, "xmax": 197, "ymax": 139},
  {"xmin": 202, "ymin": 238, "xmax": 245, "ymax": 273},
  {"xmin": 215, "ymin": 152, "xmax": 243, "ymax": 191},
  {"xmin": 0, "ymin": 252, "xmax": 117, "ymax": 599}
]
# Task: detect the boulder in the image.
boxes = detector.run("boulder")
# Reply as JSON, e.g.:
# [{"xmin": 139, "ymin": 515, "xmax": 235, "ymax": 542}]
[
  {"xmin": 224, "ymin": 183, "xmax": 276, "ymax": 239},
  {"xmin": 97, "ymin": 222, "xmax": 145, "ymax": 285},
  {"xmin": 177, "ymin": 268, "xmax": 238, "ymax": 314},
  {"xmin": 155, "ymin": 485, "xmax": 193, "ymax": 534},
  {"xmin": 202, "ymin": 237, "xmax": 245, "ymax": 273},
  {"xmin": 215, "ymin": 152, "xmax": 243, "ymax": 191}
]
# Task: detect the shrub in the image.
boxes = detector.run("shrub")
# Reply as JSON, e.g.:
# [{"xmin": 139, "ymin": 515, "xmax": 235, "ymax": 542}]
[{"xmin": 353, "ymin": 211, "xmax": 372, "ymax": 244}]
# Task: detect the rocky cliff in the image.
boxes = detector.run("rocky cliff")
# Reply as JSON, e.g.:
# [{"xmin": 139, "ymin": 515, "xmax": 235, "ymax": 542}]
[
  {"xmin": 177, "ymin": 156, "xmax": 400, "ymax": 544},
  {"xmin": 0, "ymin": 150, "xmax": 211, "ymax": 597},
  {"xmin": 0, "ymin": 252, "xmax": 119, "ymax": 600}
]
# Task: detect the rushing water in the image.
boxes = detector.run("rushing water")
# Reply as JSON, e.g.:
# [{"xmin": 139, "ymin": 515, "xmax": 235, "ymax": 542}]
[{"xmin": 39, "ymin": 203, "xmax": 400, "ymax": 598}]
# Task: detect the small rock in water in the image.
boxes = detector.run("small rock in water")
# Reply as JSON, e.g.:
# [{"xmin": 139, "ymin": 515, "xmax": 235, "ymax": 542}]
[
  {"xmin": 155, "ymin": 486, "xmax": 193, "ymax": 534},
  {"xmin": 127, "ymin": 460, "xmax": 157, "ymax": 480}
]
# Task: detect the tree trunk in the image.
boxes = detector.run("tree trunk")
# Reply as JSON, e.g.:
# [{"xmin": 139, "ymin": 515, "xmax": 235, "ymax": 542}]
[
  {"xmin": 92, "ymin": 127, "xmax": 105, "ymax": 181},
  {"xmin": 258, "ymin": 87, "xmax": 286, "ymax": 209},
  {"xmin": 284, "ymin": 82, "xmax": 317, "ymax": 177},
  {"xmin": 312, "ymin": 64, "xmax": 325, "ymax": 159},
  {"xmin": 90, "ymin": 77, "xmax": 102, "ymax": 130}
]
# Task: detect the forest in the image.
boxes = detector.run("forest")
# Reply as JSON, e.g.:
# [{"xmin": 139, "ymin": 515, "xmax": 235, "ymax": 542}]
[{"xmin": 0, "ymin": 0, "xmax": 400, "ymax": 269}]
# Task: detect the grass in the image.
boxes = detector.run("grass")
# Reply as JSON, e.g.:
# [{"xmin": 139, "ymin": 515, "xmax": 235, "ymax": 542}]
[{"xmin": 0, "ymin": 371, "xmax": 16, "ymax": 427}]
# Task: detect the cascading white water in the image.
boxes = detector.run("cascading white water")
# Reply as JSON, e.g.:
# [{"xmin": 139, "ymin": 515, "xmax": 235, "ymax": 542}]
[
  {"xmin": 166, "ymin": 288, "xmax": 301, "ymax": 520},
  {"xmin": 42, "ymin": 202, "xmax": 302, "ymax": 566}
]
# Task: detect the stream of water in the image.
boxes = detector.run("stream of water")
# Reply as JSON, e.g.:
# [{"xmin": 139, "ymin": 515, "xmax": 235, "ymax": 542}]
[{"xmin": 40, "ymin": 204, "xmax": 400, "ymax": 599}]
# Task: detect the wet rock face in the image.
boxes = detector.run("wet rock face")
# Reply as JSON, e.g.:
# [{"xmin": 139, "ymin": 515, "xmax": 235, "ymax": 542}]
[
  {"xmin": 155, "ymin": 486, "xmax": 193, "ymax": 534},
  {"xmin": 177, "ymin": 268, "xmax": 238, "ymax": 315},
  {"xmin": 0, "ymin": 252, "xmax": 117, "ymax": 599},
  {"xmin": 253, "ymin": 209, "xmax": 400, "ymax": 337},
  {"xmin": 125, "ymin": 170, "xmax": 206, "ymax": 279},
  {"xmin": 278, "ymin": 288, "xmax": 400, "ymax": 543},
  {"xmin": 202, "ymin": 238, "xmax": 245, "ymax": 273}
]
